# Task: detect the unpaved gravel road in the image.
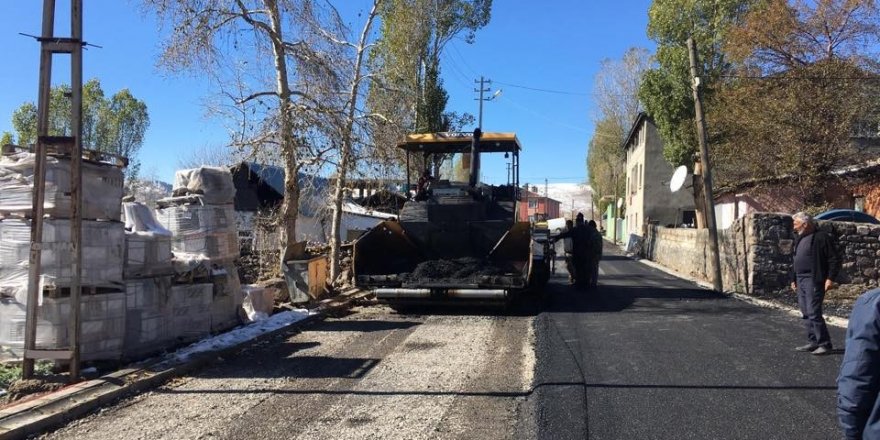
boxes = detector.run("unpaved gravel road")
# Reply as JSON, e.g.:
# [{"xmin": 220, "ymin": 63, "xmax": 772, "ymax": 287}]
[{"xmin": 42, "ymin": 304, "xmax": 536, "ymax": 440}]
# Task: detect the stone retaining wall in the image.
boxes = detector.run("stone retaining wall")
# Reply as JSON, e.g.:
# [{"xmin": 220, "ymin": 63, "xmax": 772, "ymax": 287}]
[{"xmin": 641, "ymin": 212, "xmax": 880, "ymax": 296}]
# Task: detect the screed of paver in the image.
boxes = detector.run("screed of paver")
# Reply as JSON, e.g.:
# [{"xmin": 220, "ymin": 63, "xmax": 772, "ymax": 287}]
[
  {"xmin": 293, "ymin": 315, "xmax": 497, "ymax": 440},
  {"xmin": 40, "ymin": 325, "xmax": 365, "ymax": 440}
]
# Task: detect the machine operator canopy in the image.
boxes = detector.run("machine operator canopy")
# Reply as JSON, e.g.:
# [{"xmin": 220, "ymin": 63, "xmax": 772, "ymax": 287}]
[{"xmin": 397, "ymin": 132, "xmax": 521, "ymax": 154}]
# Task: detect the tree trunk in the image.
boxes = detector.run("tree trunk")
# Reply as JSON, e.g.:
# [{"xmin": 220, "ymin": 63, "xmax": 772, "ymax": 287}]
[
  {"xmin": 329, "ymin": 0, "xmax": 380, "ymax": 284},
  {"xmin": 265, "ymin": 0, "xmax": 300, "ymax": 266}
]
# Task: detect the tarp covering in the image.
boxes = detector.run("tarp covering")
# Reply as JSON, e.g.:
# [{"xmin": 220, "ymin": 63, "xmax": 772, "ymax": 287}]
[{"xmin": 173, "ymin": 167, "xmax": 236, "ymax": 205}]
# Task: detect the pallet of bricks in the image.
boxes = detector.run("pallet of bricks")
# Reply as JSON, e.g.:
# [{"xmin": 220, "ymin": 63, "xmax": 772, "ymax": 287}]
[
  {"xmin": 154, "ymin": 166, "xmax": 243, "ymax": 347},
  {"xmin": 0, "ymin": 146, "xmax": 126, "ymax": 362}
]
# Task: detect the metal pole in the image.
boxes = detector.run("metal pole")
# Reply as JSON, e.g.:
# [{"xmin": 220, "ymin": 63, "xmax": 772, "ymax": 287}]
[
  {"xmin": 23, "ymin": 0, "xmax": 57, "ymax": 380},
  {"xmin": 687, "ymin": 37, "xmax": 723, "ymax": 292},
  {"xmin": 69, "ymin": 0, "xmax": 84, "ymax": 381},
  {"xmin": 544, "ymin": 178, "xmax": 549, "ymax": 218},
  {"xmin": 477, "ymin": 76, "xmax": 485, "ymax": 129}
]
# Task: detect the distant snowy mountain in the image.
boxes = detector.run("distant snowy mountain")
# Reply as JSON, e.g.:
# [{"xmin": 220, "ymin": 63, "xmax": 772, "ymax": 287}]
[
  {"xmin": 541, "ymin": 183, "xmax": 596, "ymax": 220},
  {"xmin": 129, "ymin": 179, "xmax": 172, "ymax": 207}
]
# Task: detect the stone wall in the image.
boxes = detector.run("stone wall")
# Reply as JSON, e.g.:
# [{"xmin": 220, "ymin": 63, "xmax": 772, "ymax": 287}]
[{"xmin": 640, "ymin": 212, "xmax": 880, "ymax": 296}]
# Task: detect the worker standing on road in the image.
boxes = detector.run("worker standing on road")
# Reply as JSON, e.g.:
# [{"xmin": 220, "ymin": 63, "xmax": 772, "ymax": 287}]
[
  {"xmin": 837, "ymin": 287, "xmax": 880, "ymax": 439},
  {"xmin": 588, "ymin": 220, "xmax": 602, "ymax": 289},
  {"xmin": 790, "ymin": 211, "xmax": 840, "ymax": 355},
  {"xmin": 563, "ymin": 219, "xmax": 575, "ymax": 284},
  {"xmin": 554, "ymin": 213, "xmax": 594, "ymax": 289}
]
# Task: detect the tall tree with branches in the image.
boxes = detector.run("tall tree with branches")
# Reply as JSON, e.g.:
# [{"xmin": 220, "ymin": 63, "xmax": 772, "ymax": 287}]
[
  {"xmin": 144, "ymin": 0, "xmax": 348, "ymax": 264},
  {"xmin": 588, "ymin": 48, "xmax": 650, "ymax": 215},
  {"xmin": 713, "ymin": 0, "xmax": 880, "ymax": 206}
]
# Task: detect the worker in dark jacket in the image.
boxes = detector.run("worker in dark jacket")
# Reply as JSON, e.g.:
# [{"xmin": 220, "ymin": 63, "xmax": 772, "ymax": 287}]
[
  {"xmin": 587, "ymin": 220, "xmax": 603, "ymax": 288},
  {"xmin": 837, "ymin": 288, "xmax": 880, "ymax": 439},
  {"xmin": 553, "ymin": 213, "xmax": 594, "ymax": 289},
  {"xmin": 790, "ymin": 211, "xmax": 840, "ymax": 355}
]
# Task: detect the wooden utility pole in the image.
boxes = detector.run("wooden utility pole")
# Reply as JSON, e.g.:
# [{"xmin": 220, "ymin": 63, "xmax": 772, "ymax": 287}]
[
  {"xmin": 687, "ymin": 37, "xmax": 723, "ymax": 292},
  {"xmin": 23, "ymin": 0, "xmax": 84, "ymax": 381}
]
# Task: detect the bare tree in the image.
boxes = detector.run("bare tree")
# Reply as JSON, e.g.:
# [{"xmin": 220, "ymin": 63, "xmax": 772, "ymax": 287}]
[
  {"xmin": 144, "ymin": 0, "xmax": 348, "ymax": 264},
  {"xmin": 588, "ymin": 47, "xmax": 650, "ymax": 214},
  {"xmin": 177, "ymin": 142, "xmax": 238, "ymax": 169}
]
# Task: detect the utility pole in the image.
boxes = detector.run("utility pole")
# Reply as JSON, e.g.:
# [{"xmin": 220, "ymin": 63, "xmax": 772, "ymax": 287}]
[
  {"xmin": 23, "ymin": 0, "xmax": 84, "ymax": 381},
  {"xmin": 544, "ymin": 178, "xmax": 549, "ymax": 218},
  {"xmin": 475, "ymin": 76, "xmax": 491, "ymax": 128},
  {"xmin": 687, "ymin": 37, "xmax": 723, "ymax": 293}
]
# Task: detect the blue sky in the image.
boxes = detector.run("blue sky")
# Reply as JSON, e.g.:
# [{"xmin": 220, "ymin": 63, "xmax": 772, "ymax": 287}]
[{"xmin": 0, "ymin": 1, "xmax": 654, "ymax": 185}]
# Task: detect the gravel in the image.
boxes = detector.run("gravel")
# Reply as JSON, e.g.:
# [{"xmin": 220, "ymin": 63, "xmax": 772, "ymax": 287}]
[{"xmin": 41, "ymin": 305, "xmax": 535, "ymax": 440}]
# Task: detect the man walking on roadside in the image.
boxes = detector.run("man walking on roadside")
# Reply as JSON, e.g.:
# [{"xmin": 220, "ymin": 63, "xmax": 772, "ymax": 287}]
[
  {"xmin": 837, "ymin": 287, "xmax": 880, "ymax": 439},
  {"xmin": 588, "ymin": 220, "xmax": 603, "ymax": 289},
  {"xmin": 790, "ymin": 211, "xmax": 840, "ymax": 355}
]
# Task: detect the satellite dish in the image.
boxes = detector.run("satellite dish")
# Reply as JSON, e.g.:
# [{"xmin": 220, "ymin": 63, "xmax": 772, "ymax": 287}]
[
  {"xmin": 616, "ymin": 198, "xmax": 624, "ymax": 209},
  {"xmin": 669, "ymin": 165, "xmax": 689, "ymax": 192}
]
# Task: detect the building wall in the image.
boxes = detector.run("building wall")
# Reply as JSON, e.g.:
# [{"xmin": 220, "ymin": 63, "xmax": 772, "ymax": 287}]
[
  {"xmin": 518, "ymin": 194, "xmax": 561, "ymax": 222},
  {"xmin": 625, "ymin": 118, "xmax": 696, "ymax": 235},
  {"xmin": 714, "ymin": 181, "xmax": 859, "ymax": 229},
  {"xmin": 624, "ymin": 123, "xmax": 646, "ymax": 235}
]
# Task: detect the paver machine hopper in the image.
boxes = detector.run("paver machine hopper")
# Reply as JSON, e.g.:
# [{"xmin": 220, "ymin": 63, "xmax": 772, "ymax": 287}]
[{"xmin": 353, "ymin": 129, "xmax": 550, "ymax": 306}]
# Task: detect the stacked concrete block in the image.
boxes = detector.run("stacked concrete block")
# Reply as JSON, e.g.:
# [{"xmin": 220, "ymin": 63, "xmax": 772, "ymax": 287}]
[
  {"xmin": 156, "ymin": 202, "xmax": 239, "ymax": 261},
  {"xmin": 0, "ymin": 152, "xmax": 124, "ymax": 220},
  {"xmin": 0, "ymin": 292, "xmax": 126, "ymax": 361},
  {"xmin": 0, "ymin": 150, "xmax": 126, "ymax": 361},
  {"xmin": 123, "ymin": 276, "xmax": 173, "ymax": 358},
  {"xmin": 0, "ymin": 219, "xmax": 124, "ymax": 301},
  {"xmin": 169, "ymin": 283, "xmax": 213, "ymax": 344},
  {"xmin": 158, "ymin": 167, "xmax": 245, "ymax": 338},
  {"xmin": 210, "ymin": 263, "xmax": 243, "ymax": 332}
]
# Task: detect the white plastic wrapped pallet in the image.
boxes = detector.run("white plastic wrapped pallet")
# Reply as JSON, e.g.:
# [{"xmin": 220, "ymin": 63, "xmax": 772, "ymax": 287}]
[
  {"xmin": 173, "ymin": 167, "xmax": 236, "ymax": 205},
  {"xmin": 155, "ymin": 201, "xmax": 239, "ymax": 261},
  {"xmin": 123, "ymin": 203, "xmax": 174, "ymax": 278},
  {"xmin": 0, "ymin": 219, "xmax": 124, "ymax": 302},
  {"xmin": 0, "ymin": 292, "xmax": 125, "ymax": 361},
  {"xmin": 0, "ymin": 152, "xmax": 123, "ymax": 220}
]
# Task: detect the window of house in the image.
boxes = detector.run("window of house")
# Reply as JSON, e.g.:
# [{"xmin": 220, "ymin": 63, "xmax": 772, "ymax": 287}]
[
  {"xmin": 639, "ymin": 164, "xmax": 643, "ymax": 189},
  {"xmin": 528, "ymin": 215, "xmax": 535, "ymax": 222},
  {"xmin": 528, "ymin": 199, "xmax": 538, "ymax": 209}
]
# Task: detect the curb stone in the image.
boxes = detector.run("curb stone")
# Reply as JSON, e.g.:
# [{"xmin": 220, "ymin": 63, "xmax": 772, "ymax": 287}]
[{"xmin": 0, "ymin": 288, "xmax": 372, "ymax": 440}]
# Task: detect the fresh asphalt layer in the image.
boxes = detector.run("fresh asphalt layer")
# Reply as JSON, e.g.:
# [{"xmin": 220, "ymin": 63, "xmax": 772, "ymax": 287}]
[{"xmin": 531, "ymin": 244, "xmax": 846, "ymax": 440}]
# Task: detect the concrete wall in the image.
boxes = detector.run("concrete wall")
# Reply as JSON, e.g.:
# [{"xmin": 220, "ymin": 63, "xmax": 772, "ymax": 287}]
[{"xmin": 641, "ymin": 212, "xmax": 880, "ymax": 296}]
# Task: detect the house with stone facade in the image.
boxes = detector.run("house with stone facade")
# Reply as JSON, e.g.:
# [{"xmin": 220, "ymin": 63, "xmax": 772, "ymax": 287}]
[{"xmin": 622, "ymin": 112, "xmax": 696, "ymax": 236}]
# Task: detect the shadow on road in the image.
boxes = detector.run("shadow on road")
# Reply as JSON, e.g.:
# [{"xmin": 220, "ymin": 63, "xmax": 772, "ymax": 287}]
[{"xmin": 316, "ymin": 319, "xmax": 421, "ymax": 333}]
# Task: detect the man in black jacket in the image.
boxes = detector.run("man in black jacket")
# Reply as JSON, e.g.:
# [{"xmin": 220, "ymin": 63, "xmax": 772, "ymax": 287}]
[{"xmin": 790, "ymin": 211, "xmax": 841, "ymax": 355}]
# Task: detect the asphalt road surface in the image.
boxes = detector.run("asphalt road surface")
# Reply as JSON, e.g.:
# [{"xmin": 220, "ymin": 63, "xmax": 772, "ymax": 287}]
[
  {"xmin": 532, "ymin": 243, "xmax": 846, "ymax": 440},
  {"xmin": 41, "ymin": 242, "xmax": 846, "ymax": 439}
]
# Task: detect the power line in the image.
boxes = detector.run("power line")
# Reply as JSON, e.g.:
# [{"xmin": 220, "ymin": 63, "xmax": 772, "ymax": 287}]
[{"xmin": 493, "ymin": 80, "xmax": 590, "ymax": 96}]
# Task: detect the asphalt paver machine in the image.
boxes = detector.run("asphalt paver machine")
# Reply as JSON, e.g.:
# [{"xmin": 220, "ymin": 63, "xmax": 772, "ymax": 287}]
[{"xmin": 353, "ymin": 130, "xmax": 550, "ymax": 306}]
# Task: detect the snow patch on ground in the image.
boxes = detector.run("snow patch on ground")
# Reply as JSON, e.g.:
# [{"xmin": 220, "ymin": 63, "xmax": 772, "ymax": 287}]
[{"xmin": 157, "ymin": 309, "xmax": 313, "ymax": 367}]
